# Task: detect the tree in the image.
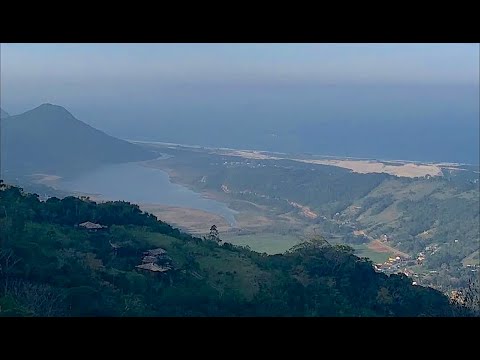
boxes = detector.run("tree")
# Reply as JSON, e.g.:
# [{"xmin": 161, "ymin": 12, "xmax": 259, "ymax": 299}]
[
  {"xmin": 453, "ymin": 276, "xmax": 480, "ymax": 316},
  {"xmin": 0, "ymin": 249, "xmax": 22, "ymax": 293},
  {"xmin": 208, "ymin": 225, "xmax": 221, "ymax": 243},
  {"xmin": 4, "ymin": 279, "xmax": 65, "ymax": 316}
]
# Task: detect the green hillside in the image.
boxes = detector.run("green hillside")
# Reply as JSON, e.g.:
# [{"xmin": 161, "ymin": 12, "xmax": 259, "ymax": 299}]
[
  {"xmin": 0, "ymin": 184, "xmax": 473, "ymax": 317},
  {"xmin": 1, "ymin": 104, "xmax": 156, "ymax": 178},
  {"xmin": 143, "ymin": 146, "xmax": 479, "ymax": 293}
]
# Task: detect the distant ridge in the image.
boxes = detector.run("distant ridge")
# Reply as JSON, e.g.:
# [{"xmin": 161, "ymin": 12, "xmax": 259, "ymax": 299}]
[
  {"xmin": 0, "ymin": 107, "xmax": 9, "ymax": 118},
  {"xmin": 1, "ymin": 103, "xmax": 156, "ymax": 177}
]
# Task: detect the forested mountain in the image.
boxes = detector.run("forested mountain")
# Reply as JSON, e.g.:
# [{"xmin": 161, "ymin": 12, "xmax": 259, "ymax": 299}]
[
  {"xmin": 0, "ymin": 184, "xmax": 473, "ymax": 317},
  {"xmin": 0, "ymin": 104, "xmax": 156, "ymax": 178}
]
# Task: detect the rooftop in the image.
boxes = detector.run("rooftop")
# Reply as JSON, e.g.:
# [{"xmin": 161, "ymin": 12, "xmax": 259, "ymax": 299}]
[
  {"xmin": 136, "ymin": 263, "xmax": 172, "ymax": 273},
  {"xmin": 144, "ymin": 248, "xmax": 167, "ymax": 256},
  {"xmin": 79, "ymin": 221, "xmax": 107, "ymax": 229}
]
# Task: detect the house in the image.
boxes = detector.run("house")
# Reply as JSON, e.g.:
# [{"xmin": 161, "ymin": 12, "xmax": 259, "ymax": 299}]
[
  {"xmin": 142, "ymin": 249, "xmax": 172, "ymax": 263},
  {"xmin": 78, "ymin": 221, "xmax": 107, "ymax": 231},
  {"xmin": 109, "ymin": 240, "xmax": 121, "ymax": 250},
  {"xmin": 136, "ymin": 263, "xmax": 172, "ymax": 273},
  {"xmin": 142, "ymin": 255, "xmax": 158, "ymax": 264},
  {"xmin": 143, "ymin": 248, "xmax": 167, "ymax": 257},
  {"xmin": 136, "ymin": 247, "xmax": 173, "ymax": 273}
]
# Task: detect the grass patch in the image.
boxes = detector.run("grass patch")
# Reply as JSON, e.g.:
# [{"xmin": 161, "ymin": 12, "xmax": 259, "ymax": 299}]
[
  {"xmin": 462, "ymin": 250, "xmax": 479, "ymax": 267},
  {"xmin": 138, "ymin": 231, "xmax": 268, "ymax": 300},
  {"xmin": 351, "ymin": 244, "xmax": 392, "ymax": 264},
  {"xmin": 222, "ymin": 233, "xmax": 304, "ymax": 255},
  {"xmin": 196, "ymin": 250, "xmax": 268, "ymax": 300},
  {"xmin": 408, "ymin": 264, "xmax": 427, "ymax": 275}
]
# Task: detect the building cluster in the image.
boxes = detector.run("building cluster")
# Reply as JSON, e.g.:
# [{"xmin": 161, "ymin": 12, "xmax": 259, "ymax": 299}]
[
  {"xmin": 136, "ymin": 248, "xmax": 173, "ymax": 273},
  {"xmin": 449, "ymin": 290, "xmax": 465, "ymax": 304},
  {"xmin": 465, "ymin": 264, "xmax": 479, "ymax": 272},
  {"xmin": 211, "ymin": 160, "xmax": 267, "ymax": 169},
  {"xmin": 374, "ymin": 256, "xmax": 418, "ymax": 277},
  {"xmin": 416, "ymin": 244, "xmax": 440, "ymax": 265}
]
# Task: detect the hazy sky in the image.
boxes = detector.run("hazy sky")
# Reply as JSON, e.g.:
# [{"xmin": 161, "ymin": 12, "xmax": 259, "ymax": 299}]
[
  {"xmin": 1, "ymin": 43, "xmax": 479, "ymax": 86},
  {"xmin": 1, "ymin": 43, "xmax": 478, "ymax": 112},
  {"xmin": 0, "ymin": 43, "xmax": 479, "ymax": 163},
  {"xmin": 1, "ymin": 43, "xmax": 478, "ymax": 109}
]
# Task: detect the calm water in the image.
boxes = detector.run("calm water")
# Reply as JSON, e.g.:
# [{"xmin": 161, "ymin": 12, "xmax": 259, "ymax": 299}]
[
  {"xmin": 73, "ymin": 84, "xmax": 479, "ymax": 164},
  {"xmin": 57, "ymin": 161, "xmax": 238, "ymax": 226}
]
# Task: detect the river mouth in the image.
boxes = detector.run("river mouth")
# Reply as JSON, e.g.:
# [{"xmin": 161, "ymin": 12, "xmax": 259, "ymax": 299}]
[{"xmin": 55, "ymin": 161, "xmax": 238, "ymax": 227}]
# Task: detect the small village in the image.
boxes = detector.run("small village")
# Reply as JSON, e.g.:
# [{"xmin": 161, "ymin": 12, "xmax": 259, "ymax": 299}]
[
  {"xmin": 135, "ymin": 248, "xmax": 173, "ymax": 273},
  {"xmin": 371, "ymin": 235, "xmax": 479, "ymax": 300},
  {"xmin": 76, "ymin": 220, "xmax": 174, "ymax": 274}
]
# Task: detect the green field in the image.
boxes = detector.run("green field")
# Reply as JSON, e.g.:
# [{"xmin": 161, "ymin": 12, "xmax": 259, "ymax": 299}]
[
  {"xmin": 223, "ymin": 233, "xmax": 395, "ymax": 263},
  {"xmin": 222, "ymin": 233, "xmax": 304, "ymax": 254},
  {"xmin": 135, "ymin": 230, "xmax": 269, "ymax": 299},
  {"xmin": 351, "ymin": 244, "xmax": 392, "ymax": 264},
  {"xmin": 462, "ymin": 250, "xmax": 479, "ymax": 267}
]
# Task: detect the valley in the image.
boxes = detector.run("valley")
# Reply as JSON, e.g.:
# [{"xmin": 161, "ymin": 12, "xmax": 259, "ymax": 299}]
[
  {"xmin": 5, "ymin": 118, "xmax": 479, "ymax": 296},
  {"xmin": 129, "ymin": 141, "xmax": 479, "ymax": 294},
  {"xmin": 2, "ymin": 43, "xmax": 479, "ymax": 317}
]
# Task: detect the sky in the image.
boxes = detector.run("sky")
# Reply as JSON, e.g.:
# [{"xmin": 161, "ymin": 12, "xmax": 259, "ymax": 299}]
[
  {"xmin": 0, "ymin": 43, "xmax": 479, "ymax": 162},
  {"xmin": 1, "ymin": 43, "xmax": 478, "ymax": 112},
  {"xmin": 1, "ymin": 43, "xmax": 479, "ymax": 86}
]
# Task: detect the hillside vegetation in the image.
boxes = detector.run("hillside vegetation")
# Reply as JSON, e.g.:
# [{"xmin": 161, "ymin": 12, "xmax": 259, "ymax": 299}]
[
  {"xmin": 0, "ymin": 184, "xmax": 471, "ymax": 317},
  {"xmin": 141, "ymin": 145, "xmax": 479, "ymax": 293}
]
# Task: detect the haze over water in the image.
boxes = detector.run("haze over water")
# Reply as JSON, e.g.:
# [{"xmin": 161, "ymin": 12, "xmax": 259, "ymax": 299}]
[{"xmin": 2, "ymin": 43, "xmax": 479, "ymax": 163}]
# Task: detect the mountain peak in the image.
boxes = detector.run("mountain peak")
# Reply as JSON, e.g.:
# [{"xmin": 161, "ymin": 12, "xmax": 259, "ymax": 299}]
[
  {"xmin": 38, "ymin": 103, "xmax": 60, "ymax": 108},
  {"xmin": 34, "ymin": 103, "xmax": 71, "ymax": 114},
  {"xmin": 19, "ymin": 103, "xmax": 77, "ymax": 122},
  {"xmin": 2, "ymin": 102, "xmax": 155, "ymax": 176}
]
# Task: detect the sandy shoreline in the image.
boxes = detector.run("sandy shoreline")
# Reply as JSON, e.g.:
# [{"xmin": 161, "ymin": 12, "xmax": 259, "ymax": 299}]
[
  {"xmin": 137, "ymin": 140, "xmax": 468, "ymax": 178},
  {"xmin": 213, "ymin": 149, "xmax": 445, "ymax": 178}
]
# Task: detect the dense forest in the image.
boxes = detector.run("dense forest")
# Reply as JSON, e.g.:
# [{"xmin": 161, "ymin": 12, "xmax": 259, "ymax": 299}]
[{"xmin": 1, "ymin": 184, "xmax": 475, "ymax": 317}]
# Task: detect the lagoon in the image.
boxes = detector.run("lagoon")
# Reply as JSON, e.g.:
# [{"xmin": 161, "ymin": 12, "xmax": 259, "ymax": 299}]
[{"xmin": 57, "ymin": 161, "xmax": 238, "ymax": 226}]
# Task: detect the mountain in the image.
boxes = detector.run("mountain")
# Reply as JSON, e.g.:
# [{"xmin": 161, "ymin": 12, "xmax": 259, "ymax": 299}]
[
  {"xmin": 1, "ymin": 104, "xmax": 156, "ymax": 178},
  {"xmin": 1, "ymin": 185, "xmax": 475, "ymax": 317},
  {"xmin": 0, "ymin": 108, "xmax": 9, "ymax": 118}
]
